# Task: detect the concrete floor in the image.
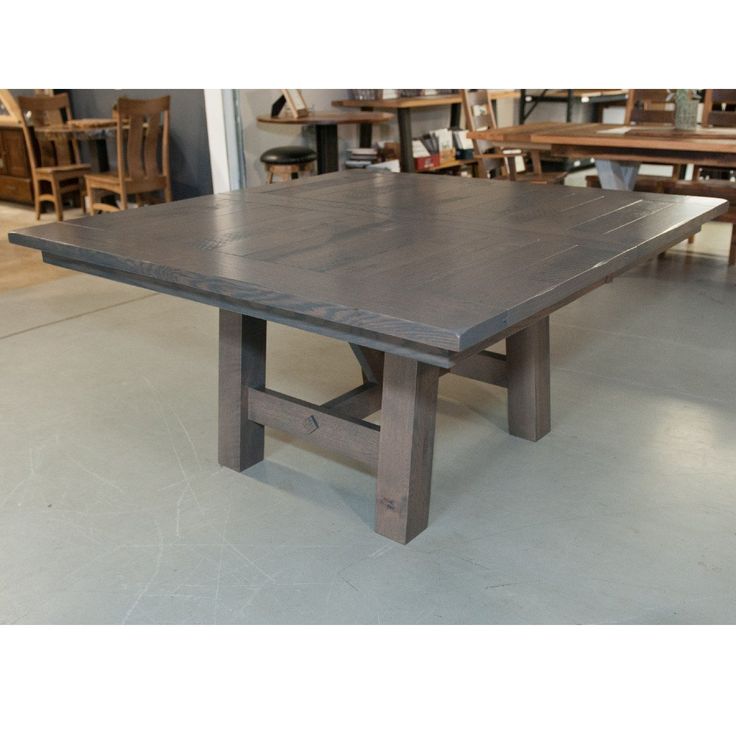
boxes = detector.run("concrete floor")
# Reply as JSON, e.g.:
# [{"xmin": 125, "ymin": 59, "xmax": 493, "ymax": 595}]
[
  {"xmin": 1, "ymin": 185, "xmax": 735, "ymax": 623},
  {"xmin": 0, "ymin": 201, "xmax": 78, "ymax": 291}
]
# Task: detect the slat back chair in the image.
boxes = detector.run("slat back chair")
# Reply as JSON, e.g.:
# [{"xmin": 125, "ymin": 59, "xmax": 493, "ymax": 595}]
[
  {"xmin": 624, "ymin": 89, "xmax": 675, "ymax": 125},
  {"xmin": 694, "ymin": 89, "xmax": 736, "ymax": 180},
  {"xmin": 86, "ymin": 95, "xmax": 172, "ymax": 214},
  {"xmin": 461, "ymin": 89, "xmax": 507, "ymax": 178},
  {"xmin": 461, "ymin": 90, "xmax": 566, "ymax": 184},
  {"xmin": 18, "ymin": 93, "xmax": 90, "ymax": 221},
  {"xmin": 702, "ymin": 89, "xmax": 736, "ymax": 127}
]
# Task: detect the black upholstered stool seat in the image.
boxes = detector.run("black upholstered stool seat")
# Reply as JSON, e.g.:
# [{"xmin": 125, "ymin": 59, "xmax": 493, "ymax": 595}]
[{"xmin": 260, "ymin": 146, "xmax": 317, "ymax": 165}]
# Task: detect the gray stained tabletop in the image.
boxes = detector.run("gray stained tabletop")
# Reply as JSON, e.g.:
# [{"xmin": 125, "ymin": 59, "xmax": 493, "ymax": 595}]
[{"xmin": 10, "ymin": 171, "xmax": 727, "ymax": 362}]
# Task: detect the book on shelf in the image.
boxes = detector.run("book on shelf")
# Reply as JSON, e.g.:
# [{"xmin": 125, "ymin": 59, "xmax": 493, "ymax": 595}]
[
  {"xmin": 345, "ymin": 146, "xmax": 380, "ymax": 169},
  {"xmin": 347, "ymin": 147, "xmax": 379, "ymax": 160},
  {"xmin": 452, "ymin": 130, "xmax": 475, "ymax": 151},
  {"xmin": 412, "ymin": 139, "xmax": 431, "ymax": 157},
  {"xmin": 366, "ymin": 160, "xmax": 400, "ymax": 173}
]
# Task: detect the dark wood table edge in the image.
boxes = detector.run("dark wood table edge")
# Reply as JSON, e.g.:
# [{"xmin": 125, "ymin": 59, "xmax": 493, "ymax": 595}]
[{"xmin": 11, "ymin": 191, "xmax": 727, "ymax": 367}]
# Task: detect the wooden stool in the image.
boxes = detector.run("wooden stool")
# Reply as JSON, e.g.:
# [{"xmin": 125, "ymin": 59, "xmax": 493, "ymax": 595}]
[{"xmin": 260, "ymin": 146, "xmax": 317, "ymax": 183}]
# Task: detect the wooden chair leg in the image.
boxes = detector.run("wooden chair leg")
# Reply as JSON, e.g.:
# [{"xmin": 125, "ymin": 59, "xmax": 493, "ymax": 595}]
[
  {"xmin": 730, "ymin": 225, "xmax": 736, "ymax": 267},
  {"xmin": 33, "ymin": 178, "xmax": 42, "ymax": 220},
  {"xmin": 530, "ymin": 150, "xmax": 543, "ymax": 176},
  {"xmin": 86, "ymin": 181, "xmax": 96, "ymax": 215},
  {"xmin": 164, "ymin": 181, "xmax": 172, "ymax": 203},
  {"xmin": 120, "ymin": 192, "xmax": 128, "ymax": 210},
  {"xmin": 52, "ymin": 179, "xmax": 64, "ymax": 222}
]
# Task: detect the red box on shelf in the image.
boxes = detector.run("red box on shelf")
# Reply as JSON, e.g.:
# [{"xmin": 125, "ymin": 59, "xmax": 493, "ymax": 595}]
[{"xmin": 414, "ymin": 153, "xmax": 440, "ymax": 171}]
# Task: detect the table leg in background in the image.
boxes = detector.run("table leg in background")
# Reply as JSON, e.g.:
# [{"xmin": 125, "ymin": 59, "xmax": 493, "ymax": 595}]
[
  {"xmin": 507, "ymin": 316, "xmax": 551, "ymax": 442},
  {"xmin": 315, "ymin": 124, "xmax": 340, "ymax": 174},
  {"xmin": 518, "ymin": 89, "xmax": 527, "ymax": 124},
  {"xmin": 375, "ymin": 353, "xmax": 439, "ymax": 544},
  {"xmin": 359, "ymin": 106, "xmax": 374, "ymax": 148},
  {"xmin": 595, "ymin": 159, "xmax": 640, "ymax": 190},
  {"xmin": 397, "ymin": 108, "xmax": 415, "ymax": 173},
  {"xmin": 88, "ymin": 136, "xmax": 110, "ymax": 172},
  {"xmin": 218, "ymin": 310, "xmax": 266, "ymax": 471},
  {"xmin": 449, "ymin": 102, "xmax": 461, "ymax": 128}
]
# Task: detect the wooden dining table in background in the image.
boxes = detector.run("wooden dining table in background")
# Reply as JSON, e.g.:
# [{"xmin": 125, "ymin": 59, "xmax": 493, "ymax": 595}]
[
  {"xmin": 469, "ymin": 122, "xmax": 736, "ymax": 190},
  {"xmin": 34, "ymin": 117, "xmax": 117, "ymax": 172},
  {"xmin": 256, "ymin": 110, "xmax": 393, "ymax": 174}
]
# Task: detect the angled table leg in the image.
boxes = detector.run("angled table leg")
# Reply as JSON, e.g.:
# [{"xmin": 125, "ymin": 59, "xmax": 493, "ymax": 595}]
[
  {"xmin": 218, "ymin": 310, "xmax": 266, "ymax": 471},
  {"xmin": 350, "ymin": 344, "xmax": 385, "ymax": 384},
  {"xmin": 506, "ymin": 316, "xmax": 551, "ymax": 442},
  {"xmin": 375, "ymin": 353, "xmax": 439, "ymax": 544},
  {"xmin": 595, "ymin": 159, "xmax": 640, "ymax": 190}
]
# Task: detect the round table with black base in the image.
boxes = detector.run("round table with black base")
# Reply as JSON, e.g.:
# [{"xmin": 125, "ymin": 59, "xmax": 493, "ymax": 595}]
[
  {"xmin": 257, "ymin": 111, "xmax": 394, "ymax": 174},
  {"xmin": 332, "ymin": 92, "xmax": 520, "ymax": 173}
]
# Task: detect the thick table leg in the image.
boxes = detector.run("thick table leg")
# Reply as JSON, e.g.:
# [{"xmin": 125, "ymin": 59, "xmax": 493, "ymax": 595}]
[
  {"xmin": 375, "ymin": 353, "xmax": 439, "ymax": 544},
  {"xmin": 397, "ymin": 108, "xmax": 415, "ymax": 173},
  {"xmin": 507, "ymin": 316, "xmax": 551, "ymax": 442},
  {"xmin": 315, "ymin": 124, "xmax": 339, "ymax": 174},
  {"xmin": 218, "ymin": 310, "xmax": 266, "ymax": 471},
  {"xmin": 89, "ymin": 136, "xmax": 110, "ymax": 172}
]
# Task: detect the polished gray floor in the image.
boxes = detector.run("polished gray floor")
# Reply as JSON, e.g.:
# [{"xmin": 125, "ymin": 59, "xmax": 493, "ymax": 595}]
[{"xmin": 1, "ymin": 213, "xmax": 735, "ymax": 623}]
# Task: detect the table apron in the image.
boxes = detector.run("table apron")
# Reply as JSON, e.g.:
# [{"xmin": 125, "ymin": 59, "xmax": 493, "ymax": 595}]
[{"xmin": 548, "ymin": 144, "xmax": 736, "ymax": 168}]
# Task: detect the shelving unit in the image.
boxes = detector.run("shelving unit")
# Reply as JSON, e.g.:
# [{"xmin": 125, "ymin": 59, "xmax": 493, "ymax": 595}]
[
  {"xmin": 518, "ymin": 89, "xmax": 628, "ymax": 124},
  {"xmin": 518, "ymin": 90, "xmax": 628, "ymax": 171},
  {"xmin": 333, "ymin": 91, "xmax": 518, "ymax": 173},
  {"xmin": 416, "ymin": 157, "xmax": 478, "ymax": 175}
]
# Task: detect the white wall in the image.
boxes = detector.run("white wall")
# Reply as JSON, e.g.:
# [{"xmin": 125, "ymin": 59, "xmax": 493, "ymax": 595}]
[{"xmin": 239, "ymin": 90, "xmax": 517, "ymax": 187}]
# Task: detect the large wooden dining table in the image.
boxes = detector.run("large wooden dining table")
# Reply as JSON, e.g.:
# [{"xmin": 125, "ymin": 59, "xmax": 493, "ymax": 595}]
[
  {"xmin": 9, "ymin": 172, "xmax": 727, "ymax": 543},
  {"xmin": 469, "ymin": 122, "xmax": 736, "ymax": 190}
]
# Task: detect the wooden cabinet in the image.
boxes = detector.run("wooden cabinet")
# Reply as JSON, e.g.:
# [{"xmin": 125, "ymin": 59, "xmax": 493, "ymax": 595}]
[{"xmin": 0, "ymin": 124, "xmax": 33, "ymax": 204}]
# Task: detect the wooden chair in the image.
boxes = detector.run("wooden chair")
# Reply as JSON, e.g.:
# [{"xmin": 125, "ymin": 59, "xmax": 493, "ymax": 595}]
[
  {"xmin": 86, "ymin": 96, "xmax": 172, "ymax": 214},
  {"xmin": 659, "ymin": 90, "xmax": 736, "ymax": 266},
  {"xmin": 461, "ymin": 90, "xmax": 567, "ymax": 184},
  {"xmin": 18, "ymin": 93, "xmax": 90, "ymax": 221},
  {"xmin": 586, "ymin": 89, "xmax": 682, "ymax": 192}
]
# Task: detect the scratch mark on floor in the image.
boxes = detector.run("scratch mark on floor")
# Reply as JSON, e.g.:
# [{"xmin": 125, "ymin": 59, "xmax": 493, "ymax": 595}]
[{"xmin": 122, "ymin": 520, "xmax": 164, "ymax": 623}]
